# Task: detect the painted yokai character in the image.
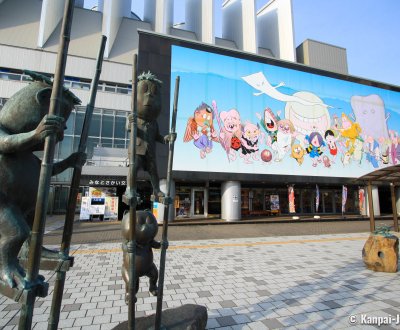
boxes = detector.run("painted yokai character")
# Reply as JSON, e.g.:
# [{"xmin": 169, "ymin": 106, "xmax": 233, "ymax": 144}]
[
  {"xmin": 305, "ymin": 132, "xmax": 325, "ymax": 167},
  {"xmin": 240, "ymin": 122, "xmax": 262, "ymax": 164},
  {"xmin": 322, "ymin": 155, "xmax": 331, "ymax": 168},
  {"xmin": 272, "ymin": 119, "xmax": 295, "ymax": 162},
  {"xmin": 284, "ymin": 92, "xmax": 331, "ymax": 146},
  {"xmin": 339, "ymin": 113, "xmax": 362, "ymax": 154},
  {"xmin": 291, "ymin": 144, "xmax": 305, "ymax": 165},
  {"xmin": 219, "ymin": 108, "xmax": 242, "ymax": 161},
  {"xmin": 342, "ymin": 151, "xmax": 351, "ymax": 166},
  {"xmin": 183, "ymin": 102, "xmax": 218, "ymax": 159},
  {"xmin": 242, "ymin": 73, "xmax": 331, "ymax": 147},
  {"xmin": 352, "ymin": 137, "xmax": 364, "ymax": 165},
  {"xmin": 365, "ymin": 137, "xmax": 380, "ymax": 168},
  {"xmin": 324, "ymin": 130, "xmax": 339, "ymax": 163},
  {"xmin": 256, "ymin": 108, "xmax": 280, "ymax": 146},
  {"xmin": 351, "ymin": 94, "xmax": 390, "ymax": 140},
  {"xmin": 389, "ymin": 130, "xmax": 399, "ymax": 165}
]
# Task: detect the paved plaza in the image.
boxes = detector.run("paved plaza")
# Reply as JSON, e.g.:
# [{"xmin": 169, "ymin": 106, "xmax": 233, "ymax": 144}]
[{"xmin": 1, "ymin": 230, "xmax": 400, "ymax": 329}]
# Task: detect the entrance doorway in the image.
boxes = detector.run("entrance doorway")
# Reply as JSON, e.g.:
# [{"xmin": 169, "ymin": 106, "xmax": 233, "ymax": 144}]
[{"xmin": 191, "ymin": 189, "xmax": 207, "ymax": 216}]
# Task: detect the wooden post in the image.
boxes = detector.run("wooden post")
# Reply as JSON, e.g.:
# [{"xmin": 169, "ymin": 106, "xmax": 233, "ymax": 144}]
[
  {"xmin": 367, "ymin": 181, "xmax": 375, "ymax": 232},
  {"xmin": 154, "ymin": 76, "xmax": 180, "ymax": 330},
  {"xmin": 47, "ymin": 35, "xmax": 107, "ymax": 330},
  {"xmin": 127, "ymin": 54, "xmax": 139, "ymax": 330},
  {"xmin": 19, "ymin": 1, "xmax": 75, "ymax": 329},
  {"xmin": 390, "ymin": 183, "xmax": 399, "ymax": 232}
]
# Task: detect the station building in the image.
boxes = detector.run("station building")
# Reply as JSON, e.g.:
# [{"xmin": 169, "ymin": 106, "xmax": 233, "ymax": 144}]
[{"xmin": 0, "ymin": 0, "xmax": 399, "ymax": 220}]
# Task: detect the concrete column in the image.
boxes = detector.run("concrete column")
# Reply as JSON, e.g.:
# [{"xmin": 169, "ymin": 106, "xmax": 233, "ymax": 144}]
[
  {"xmin": 144, "ymin": 0, "xmax": 174, "ymax": 34},
  {"xmin": 372, "ymin": 185, "xmax": 381, "ymax": 216},
  {"xmin": 101, "ymin": 0, "xmax": 131, "ymax": 58},
  {"xmin": 185, "ymin": 0, "xmax": 215, "ymax": 44},
  {"xmin": 221, "ymin": 181, "xmax": 241, "ymax": 221},
  {"xmin": 256, "ymin": 0, "xmax": 296, "ymax": 61},
  {"xmin": 366, "ymin": 185, "xmax": 381, "ymax": 216},
  {"xmin": 390, "ymin": 183, "xmax": 399, "ymax": 232},
  {"xmin": 396, "ymin": 187, "xmax": 400, "ymax": 215},
  {"xmin": 154, "ymin": 179, "xmax": 175, "ymax": 223},
  {"xmin": 366, "ymin": 182, "xmax": 375, "ymax": 232},
  {"xmin": 37, "ymin": 0, "xmax": 65, "ymax": 48},
  {"xmin": 222, "ymin": 0, "xmax": 257, "ymax": 52}
]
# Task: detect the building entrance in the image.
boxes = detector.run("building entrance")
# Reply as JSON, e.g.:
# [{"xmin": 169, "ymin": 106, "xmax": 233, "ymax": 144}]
[{"xmin": 192, "ymin": 189, "xmax": 207, "ymax": 216}]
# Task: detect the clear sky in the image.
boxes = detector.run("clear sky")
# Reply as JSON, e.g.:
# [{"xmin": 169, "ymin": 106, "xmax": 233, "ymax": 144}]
[{"xmin": 83, "ymin": 0, "xmax": 400, "ymax": 87}]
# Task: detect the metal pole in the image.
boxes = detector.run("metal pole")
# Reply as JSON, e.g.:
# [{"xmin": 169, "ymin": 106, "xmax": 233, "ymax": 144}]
[
  {"xmin": 390, "ymin": 183, "xmax": 399, "ymax": 232},
  {"xmin": 19, "ymin": 1, "xmax": 75, "ymax": 329},
  {"xmin": 154, "ymin": 76, "xmax": 180, "ymax": 330},
  {"xmin": 367, "ymin": 181, "xmax": 375, "ymax": 232},
  {"xmin": 127, "ymin": 54, "xmax": 139, "ymax": 330},
  {"xmin": 47, "ymin": 35, "xmax": 107, "ymax": 330}
]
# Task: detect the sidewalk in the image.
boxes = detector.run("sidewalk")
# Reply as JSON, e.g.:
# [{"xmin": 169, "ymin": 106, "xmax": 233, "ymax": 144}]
[{"xmin": 1, "ymin": 232, "xmax": 400, "ymax": 329}]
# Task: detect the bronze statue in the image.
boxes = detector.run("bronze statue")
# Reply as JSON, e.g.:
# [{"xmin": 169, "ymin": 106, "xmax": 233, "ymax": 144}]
[
  {"xmin": 0, "ymin": 72, "xmax": 84, "ymax": 289},
  {"xmin": 121, "ymin": 210, "xmax": 160, "ymax": 303},
  {"xmin": 125, "ymin": 72, "xmax": 173, "ymax": 201}
]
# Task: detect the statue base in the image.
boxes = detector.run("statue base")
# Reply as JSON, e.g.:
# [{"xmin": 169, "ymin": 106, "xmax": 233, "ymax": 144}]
[{"xmin": 113, "ymin": 304, "xmax": 208, "ymax": 330}]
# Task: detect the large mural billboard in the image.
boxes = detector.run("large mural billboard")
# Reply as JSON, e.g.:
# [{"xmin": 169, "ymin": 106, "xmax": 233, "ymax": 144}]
[{"xmin": 170, "ymin": 45, "xmax": 400, "ymax": 178}]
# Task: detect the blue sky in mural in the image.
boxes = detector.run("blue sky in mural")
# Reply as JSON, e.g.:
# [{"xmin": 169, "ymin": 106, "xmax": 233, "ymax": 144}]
[{"xmin": 171, "ymin": 45, "xmax": 400, "ymax": 178}]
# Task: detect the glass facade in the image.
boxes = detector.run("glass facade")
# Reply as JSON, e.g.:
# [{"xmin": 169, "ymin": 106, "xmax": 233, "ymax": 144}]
[
  {"xmin": 240, "ymin": 185, "xmax": 360, "ymax": 216},
  {"xmin": 51, "ymin": 107, "xmax": 130, "ymax": 213},
  {"xmin": 54, "ymin": 106, "xmax": 130, "ymax": 183}
]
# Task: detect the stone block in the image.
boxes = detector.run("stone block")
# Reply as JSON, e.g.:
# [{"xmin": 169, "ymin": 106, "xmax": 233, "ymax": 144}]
[
  {"xmin": 362, "ymin": 234, "xmax": 399, "ymax": 273},
  {"xmin": 113, "ymin": 304, "xmax": 207, "ymax": 330}
]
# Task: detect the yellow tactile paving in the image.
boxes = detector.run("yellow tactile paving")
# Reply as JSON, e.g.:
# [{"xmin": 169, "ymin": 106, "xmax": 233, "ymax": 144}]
[{"xmin": 71, "ymin": 235, "xmax": 370, "ymax": 255}]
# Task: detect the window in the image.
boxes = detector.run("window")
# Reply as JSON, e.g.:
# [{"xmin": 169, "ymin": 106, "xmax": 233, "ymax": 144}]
[
  {"xmin": 101, "ymin": 114, "xmax": 114, "ymax": 138},
  {"xmin": 114, "ymin": 116, "xmax": 126, "ymax": 139},
  {"xmin": 89, "ymin": 113, "xmax": 101, "ymax": 136}
]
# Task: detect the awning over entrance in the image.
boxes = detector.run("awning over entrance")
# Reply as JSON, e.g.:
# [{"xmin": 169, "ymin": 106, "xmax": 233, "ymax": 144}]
[
  {"xmin": 355, "ymin": 164, "xmax": 400, "ymax": 185},
  {"xmin": 354, "ymin": 164, "xmax": 400, "ymax": 233}
]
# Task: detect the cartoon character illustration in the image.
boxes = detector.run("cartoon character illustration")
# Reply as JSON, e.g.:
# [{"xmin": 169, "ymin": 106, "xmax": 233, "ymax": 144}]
[
  {"xmin": 322, "ymin": 155, "xmax": 331, "ymax": 168},
  {"xmin": 218, "ymin": 108, "xmax": 242, "ymax": 161},
  {"xmin": 365, "ymin": 136, "xmax": 380, "ymax": 168},
  {"xmin": 284, "ymin": 92, "xmax": 331, "ymax": 146},
  {"xmin": 256, "ymin": 108, "xmax": 280, "ymax": 145},
  {"xmin": 242, "ymin": 72, "xmax": 331, "ymax": 146},
  {"xmin": 183, "ymin": 102, "xmax": 218, "ymax": 159},
  {"xmin": 381, "ymin": 147, "xmax": 390, "ymax": 165},
  {"xmin": 342, "ymin": 152, "xmax": 351, "ymax": 166},
  {"xmin": 332, "ymin": 114, "xmax": 341, "ymax": 131},
  {"xmin": 291, "ymin": 144, "xmax": 305, "ymax": 165},
  {"xmin": 389, "ymin": 130, "xmax": 399, "ymax": 165},
  {"xmin": 324, "ymin": 129, "xmax": 339, "ymax": 162},
  {"xmin": 242, "ymin": 72, "xmax": 331, "ymax": 108},
  {"xmin": 240, "ymin": 122, "xmax": 262, "ymax": 163},
  {"xmin": 271, "ymin": 119, "xmax": 295, "ymax": 162},
  {"xmin": 352, "ymin": 138, "xmax": 364, "ymax": 165},
  {"xmin": 351, "ymin": 94, "xmax": 390, "ymax": 141},
  {"xmin": 339, "ymin": 113, "xmax": 362, "ymax": 154},
  {"xmin": 305, "ymin": 132, "xmax": 325, "ymax": 167}
]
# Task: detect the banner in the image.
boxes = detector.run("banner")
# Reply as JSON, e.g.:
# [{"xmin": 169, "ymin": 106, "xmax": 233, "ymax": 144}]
[
  {"xmin": 342, "ymin": 185, "xmax": 348, "ymax": 214},
  {"xmin": 358, "ymin": 187, "xmax": 365, "ymax": 214},
  {"xmin": 315, "ymin": 184, "xmax": 320, "ymax": 213},
  {"xmin": 270, "ymin": 195, "xmax": 280, "ymax": 211},
  {"xmin": 288, "ymin": 186, "xmax": 295, "ymax": 213}
]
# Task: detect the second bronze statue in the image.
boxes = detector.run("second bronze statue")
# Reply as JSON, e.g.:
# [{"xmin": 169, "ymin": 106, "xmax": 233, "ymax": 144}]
[
  {"xmin": 124, "ymin": 72, "xmax": 175, "ymax": 202},
  {"xmin": 121, "ymin": 210, "xmax": 160, "ymax": 304}
]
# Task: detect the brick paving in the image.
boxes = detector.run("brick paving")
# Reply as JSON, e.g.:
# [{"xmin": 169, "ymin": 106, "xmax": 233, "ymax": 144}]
[{"xmin": 1, "ymin": 230, "xmax": 400, "ymax": 329}]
